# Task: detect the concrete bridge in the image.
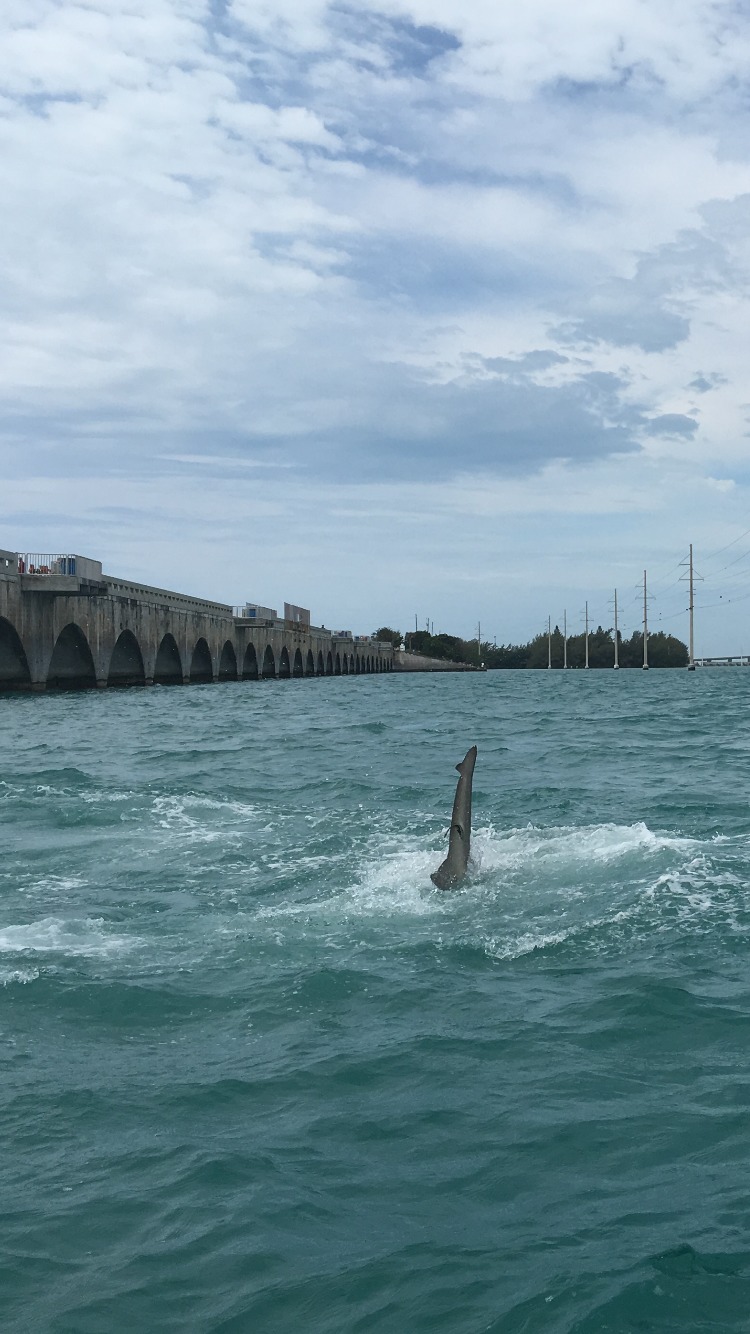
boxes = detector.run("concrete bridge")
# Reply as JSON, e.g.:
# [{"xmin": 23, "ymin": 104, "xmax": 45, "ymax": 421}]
[
  {"xmin": 0, "ymin": 550, "xmax": 393, "ymax": 692},
  {"xmin": 394, "ymin": 649, "xmax": 475, "ymax": 672},
  {"xmin": 694, "ymin": 655, "xmax": 750, "ymax": 667}
]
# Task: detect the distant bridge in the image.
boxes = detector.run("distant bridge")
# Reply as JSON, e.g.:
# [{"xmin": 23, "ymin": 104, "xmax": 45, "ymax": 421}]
[
  {"xmin": 694, "ymin": 655, "xmax": 750, "ymax": 667},
  {"xmin": 0, "ymin": 550, "xmax": 393, "ymax": 692}
]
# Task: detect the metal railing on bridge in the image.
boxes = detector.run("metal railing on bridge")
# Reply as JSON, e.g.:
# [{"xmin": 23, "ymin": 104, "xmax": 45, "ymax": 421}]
[
  {"xmin": 18, "ymin": 553, "xmax": 104, "ymax": 581},
  {"xmin": 19, "ymin": 554, "xmax": 79, "ymax": 575}
]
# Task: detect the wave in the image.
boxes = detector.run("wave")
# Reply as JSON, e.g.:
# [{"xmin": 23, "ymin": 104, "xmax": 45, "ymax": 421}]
[
  {"xmin": 246, "ymin": 819, "xmax": 750, "ymax": 969},
  {"xmin": 0, "ymin": 917, "xmax": 138, "ymax": 958},
  {"xmin": 347, "ymin": 819, "xmax": 699, "ymax": 903},
  {"xmin": 0, "ymin": 966, "xmax": 40, "ymax": 986},
  {"xmin": 474, "ymin": 819, "xmax": 700, "ymax": 871}
]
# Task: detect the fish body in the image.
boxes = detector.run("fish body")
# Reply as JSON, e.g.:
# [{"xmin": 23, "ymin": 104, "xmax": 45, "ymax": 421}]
[{"xmin": 430, "ymin": 746, "xmax": 477, "ymax": 890}]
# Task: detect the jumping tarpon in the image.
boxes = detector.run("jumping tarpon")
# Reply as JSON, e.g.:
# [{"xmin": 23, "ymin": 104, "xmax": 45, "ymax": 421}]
[{"xmin": 431, "ymin": 746, "xmax": 477, "ymax": 890}]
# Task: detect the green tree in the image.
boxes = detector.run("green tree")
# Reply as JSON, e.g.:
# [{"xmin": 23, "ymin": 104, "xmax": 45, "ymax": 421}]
[
  {"xmin": 397, "ymin": 623, "xmax": 687, "ymax": 669},
  {"xmin": 373, "ymin": 627, "xmax": 402, "ymax": 647},
  {"xmin": 647, "ymin": 631, "xmax": 689, "ymax": 667}
]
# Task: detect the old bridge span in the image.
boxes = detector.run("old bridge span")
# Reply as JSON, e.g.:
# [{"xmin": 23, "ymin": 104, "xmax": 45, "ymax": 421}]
[{"xmin": 0, "ymin": 551, "xmax": 393, "ymax": 692}]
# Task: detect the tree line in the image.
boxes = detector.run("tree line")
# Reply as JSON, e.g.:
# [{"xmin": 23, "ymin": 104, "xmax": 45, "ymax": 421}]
[{"xmin": 374, "ymin": 626, "xmax": 688, "ymax": 669}]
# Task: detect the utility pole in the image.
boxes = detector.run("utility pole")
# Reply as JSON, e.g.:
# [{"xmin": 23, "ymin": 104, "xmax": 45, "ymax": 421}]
[
  {"xmin": 613, "ymin": 589, "xmax": 619, "ymax": 669},
  {"xmin": 643, "ymin": 570, "xmax": 649, "ymax": 670},
  {"xmin": 563, "ymin": 610, "xmax": 568, "ymax": 669},
  {"xmin": 689, "ymin": 544, "xmax": 694, "ymax": 670},
  {"xmin": 585, "ymin": 600, "xmax": 590, "ymax": 669},
  {"xmin": 547, "ymin": 615, "xmax": 552, "ymax": 669},
  {"xmin": 680, "ymin": 544, "xmax": 702, "ymax": 671}
]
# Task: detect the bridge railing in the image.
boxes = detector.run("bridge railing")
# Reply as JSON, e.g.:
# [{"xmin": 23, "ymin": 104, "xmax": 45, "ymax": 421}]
[{"xmin": 19, "ymin": 553, "xmax": 79, "ymax": 575}]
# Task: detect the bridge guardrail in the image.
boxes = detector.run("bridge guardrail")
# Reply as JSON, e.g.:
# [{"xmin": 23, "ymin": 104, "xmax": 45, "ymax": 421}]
[{"xmin": 19, "ymin": 553, "xmax": 77, "ymax": 575}]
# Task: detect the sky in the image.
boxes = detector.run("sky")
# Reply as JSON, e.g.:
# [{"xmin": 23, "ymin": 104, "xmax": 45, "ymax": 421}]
[{"xmin": 3, "ymin": 0, "xmax": 750, "ymax": 652}]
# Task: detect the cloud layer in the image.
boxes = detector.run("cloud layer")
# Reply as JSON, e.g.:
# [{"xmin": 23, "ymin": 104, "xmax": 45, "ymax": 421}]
[{"xmin": 3, "ymin": 1, "xmax": 750, "ymax": 647}]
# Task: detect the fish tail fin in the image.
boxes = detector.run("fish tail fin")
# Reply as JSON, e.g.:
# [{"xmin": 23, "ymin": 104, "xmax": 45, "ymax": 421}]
[{"xmin": 455, "ymin": 745, "xmax": 478, "ymax": 774}]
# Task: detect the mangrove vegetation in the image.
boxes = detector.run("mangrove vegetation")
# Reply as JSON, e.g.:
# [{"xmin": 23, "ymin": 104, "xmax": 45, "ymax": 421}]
[{"xmin": 374, "ymin": 626, "xmax": 689, "ymax": 669}]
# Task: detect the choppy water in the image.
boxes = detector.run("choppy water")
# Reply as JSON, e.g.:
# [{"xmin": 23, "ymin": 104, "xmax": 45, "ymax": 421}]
[{"xmin": 3, "ymin": 670, "xmax": 750, "ymax": 1332}]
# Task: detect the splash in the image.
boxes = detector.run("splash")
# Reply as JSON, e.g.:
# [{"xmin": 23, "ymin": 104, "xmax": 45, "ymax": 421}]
[{"xmin": 0, "ymin": 917, "xmax": 137, "ymax": 958}]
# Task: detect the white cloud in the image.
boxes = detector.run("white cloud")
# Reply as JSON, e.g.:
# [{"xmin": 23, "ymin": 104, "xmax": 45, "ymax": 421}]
[{"xmin": 3, "ymin": 0, "xmax": 750, "ymax": 648}]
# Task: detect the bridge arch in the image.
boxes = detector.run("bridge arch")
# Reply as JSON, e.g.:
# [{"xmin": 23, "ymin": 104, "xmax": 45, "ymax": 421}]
[
  {"xmin": 350, "ymin": 654, "xmax": 355, "ymax": 674},
  {"xmin": 342, "ymin": 652, "xmax": 349, "ymax": 675},
  {"xmin": 326, "ymin": 651, "xmax": 333, "ymax": 675},
  {"xmin": 219, "ymin": 640, "xmax": 238, "ymax": 681},
  {"xmin": 108, "ymin": 630, "xmax": 145, "ymax": 687},
  {"xmin": 355, "ymin": 655, "xmax": 360, "ymax": 675},
  {"xmin": 293, "ymin": 648, "xmax": 304, "ymax": 678},
  {"xmin": 305, "ymin": 649, "xmax": 315, "ymax": 677},
  {"xmin": 242, "ymin": 643, "xmax": 259, "ymax": 680},
  {"xmin": 317, "ymin": 650, "xmax": 325, "ymax": 676},
  {"xmin": 154, "ymin": 633, "xmax": 183, "ymax": 685},
  {"xmin": 190, "ymin": 638, "xmax": 213, "ymax": 683},
  {"xmin": 262, "ymin": 645, "xmax": 276, "ymax": 679},
  {"xmin": 367, "ymin": 656, "xmax": 372, "ymax": 673},
  {"xmin": 279, "ymin": 646, "xmax": 291, "ymax": 679},
  {"xmin": 0, "ymin": 617, "xmax": 31, "ymax": 691},
  {"xmin": 334, "ymin": 652, "xmax": 341, "ymax": 675},
  {"xmin": 47, "ymin": 623, "xmax": 96, "ymax": 690}
]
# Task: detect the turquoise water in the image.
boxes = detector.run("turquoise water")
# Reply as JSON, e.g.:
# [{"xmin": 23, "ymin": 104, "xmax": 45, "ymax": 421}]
[{"xmin": 3, "ymin": 670, "xmax": 750, "ymax": 1332}]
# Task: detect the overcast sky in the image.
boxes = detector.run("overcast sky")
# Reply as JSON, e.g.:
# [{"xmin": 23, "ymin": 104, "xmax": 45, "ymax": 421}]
[{"xmin": 4, "ymin": 0, "xmax": 750, "ymax": 651}]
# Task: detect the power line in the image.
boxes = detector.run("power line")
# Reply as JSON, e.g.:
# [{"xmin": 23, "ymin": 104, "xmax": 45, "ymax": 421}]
[{"xmin": 702, "ymin": 526, "xmax": 750, "ymax": 562}]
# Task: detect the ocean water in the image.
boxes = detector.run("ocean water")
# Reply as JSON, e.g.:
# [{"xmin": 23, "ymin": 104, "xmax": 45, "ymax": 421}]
[{"xmin": 2, "ymin": 669, "xmax": 750, "ymax": 1333}]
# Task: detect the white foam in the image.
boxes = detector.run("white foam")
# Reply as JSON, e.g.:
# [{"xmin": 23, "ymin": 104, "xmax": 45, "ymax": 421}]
[
  {"xmin": 0, "ymin": 967, "xmax": 40, "ymax": 986},
  {"xmin": 252, "ymin": 821, "xmax": 701, "ymax": 933},
  {"xmin": 473, "ymin": 821, "xmax": 697, "ymax": 874},
  {"xmin": 484, "ymin": 928, "xmax": 575, "ymax": 960},
  {"xmin": 150, "ymin": 793, "xmax": 260, "ymax": 844},
  {"xmin": 28, "ymin": 875, "xmax": 86, "ymax": 895},
  {"xmin": 79, "ymin": 790, "xmax": 136, "ymax": 804},
  {"xmin": 153, "ymin": 794, "xmax": 259, "ymax": 819},
  {"xmin": 0, "ymin": 917, "xmax": 136, "ymax": 957},
  {"xmin": 347, "ymin": 821, "xmax": 695, "ymax": 907}
]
